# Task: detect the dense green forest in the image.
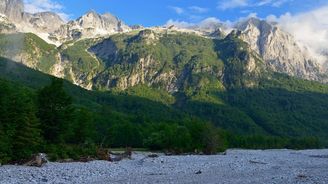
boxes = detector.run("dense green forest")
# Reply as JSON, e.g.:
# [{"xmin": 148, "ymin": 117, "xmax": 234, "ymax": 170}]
[{"xmin": 0, "ymin": 56, "xmax": 326, "ymax": 164}]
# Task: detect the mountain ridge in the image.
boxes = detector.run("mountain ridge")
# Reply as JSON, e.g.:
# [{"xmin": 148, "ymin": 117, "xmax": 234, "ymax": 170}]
[{"xmin": 0, "ymin": 0, "xmax": 327, "ymax": 86}]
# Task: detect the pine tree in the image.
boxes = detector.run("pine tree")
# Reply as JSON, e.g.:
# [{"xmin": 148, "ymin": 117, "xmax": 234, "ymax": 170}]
[
  {"xmin": 72, "ymin": 108, "xmax": 95, "ymax": 144},
  {"xmin": 0, "ymin": 79, "xmax": 42, "ymax": 161},
  {"xmin": 11, "ymin": 92, "xmax": 42, "ymax": 160},
  {"xmin": 37, "ymin": 78, "xmax": 74, "ymax": 143}
]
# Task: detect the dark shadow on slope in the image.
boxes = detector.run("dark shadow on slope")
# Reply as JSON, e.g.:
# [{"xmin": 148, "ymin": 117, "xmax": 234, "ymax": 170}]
[
  {"xmin": 0, "ymin": 56, "xmax": 184, "ymax": 123},
  {"xmin": 175, "ymin": 86, "xmax": 328, "ymax": 145}
]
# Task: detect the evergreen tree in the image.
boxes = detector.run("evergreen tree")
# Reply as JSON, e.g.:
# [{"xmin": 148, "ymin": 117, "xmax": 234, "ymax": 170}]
[
  {"xmin": 0, "ymin": 81, "xmax": 12, "ymax": 163},
  {"xmin": 72, "ymin": 108, "xmax": 95, "ymax": 144},
  {"xmin": 37, "ymin": 78, "xmax": 74, "ymax": 143},
  {"xmin": 11, "ymin": 92, "xmax": 42, "ymax": 160},
  {"xmin": 0, "ymin": 80, "xmax": 42, "ymax": 161}
]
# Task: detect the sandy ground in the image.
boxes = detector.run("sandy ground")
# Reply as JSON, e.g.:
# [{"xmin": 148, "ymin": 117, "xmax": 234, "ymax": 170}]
[{"xmin": 1, "ymin": 149, "xmax": 328, "ymax": 184}]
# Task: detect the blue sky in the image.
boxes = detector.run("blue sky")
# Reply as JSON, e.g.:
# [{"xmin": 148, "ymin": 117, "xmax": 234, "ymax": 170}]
[{"xmin": 23, "ymin": 0, "xmax": 328, "ymax": 26}]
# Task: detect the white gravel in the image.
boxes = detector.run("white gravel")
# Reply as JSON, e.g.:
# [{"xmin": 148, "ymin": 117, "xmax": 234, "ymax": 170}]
[{"xmin": 1, "ymin": 149, "xmax": 328, "ymax": 184}]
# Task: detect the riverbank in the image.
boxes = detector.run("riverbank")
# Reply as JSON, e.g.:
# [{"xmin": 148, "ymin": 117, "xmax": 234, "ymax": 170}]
[{"xmin": 1, "ymin": 149, "xmax": 328, "ymax": 184}]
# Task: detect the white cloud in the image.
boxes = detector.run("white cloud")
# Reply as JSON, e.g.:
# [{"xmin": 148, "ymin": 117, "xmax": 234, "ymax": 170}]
[
  {"xmin": 24, "ymin": 0, "xmax": 62, "ymax": 13},
  {"xmin": 217, "ymin": 0, "xmax": 292, "ymax": 10},
  {"xmin": 267, "ymin": 5, "xmax": 328, "ymax": 63},
  {"xmin": 246, "ymin": 12, "xmax": 258, "ymax": 18},
  {"xmin": 188, "ymin": 6, "xmax": 209, "ymax": 14},
  {"xmin": 165, "ymin": 19, "xmax": 193, "ymax": 28},
  {"xmin": 218, "ymin": 0, "xmax": 248, "ymax": 10},
  {"xmin": 198, "ymin": 17, "xmax": 222, "ymax": 30},
  {"xmin": 255, "ymin": 0, "xmax": 290, "ymax": 7},
  {"xmin": 165, "ymin": 17, "xmax": 233, "ymax": 33},
  {"xmin": 272, "ymin": 0, "xmax": 291, "ymax": 7},
  {"xmin": 169, "ymin": 6, "xmax": 184, "ymax": 15},
  {"xmin": 24, "ymin": 0, "xmax": 70, "ymax": 21},
  {"xmin": 256, "ymin": 0, "xmax": 272, "ymax": 6},
  {"xmin": 166, "ymin": 18, "xmax": 222, "ymax": 30}
]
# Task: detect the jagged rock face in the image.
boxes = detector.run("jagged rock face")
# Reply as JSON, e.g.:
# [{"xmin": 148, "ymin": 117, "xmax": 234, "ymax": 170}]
[
  {"xmin": 22, "ymin": 12, "xmax": 64, "ymax": 33},
  {"xmin": 135, "ymin": 29, "xmax": 158, "ymax": 45},
  {"xmin": 0, "ymin": 0, "xmax": 24, "ymax": 23},
  {"xmin": 88, "ymin": 31, "xmax": 263, "ymax": 92},
  {"xmin": 209, "ymin": 28, "xmax": 225, "ymax": 39},
  {"xmin": 89, "ymin": 35, "xmax": 179, "ymax": 91},
  {"xmin": 95, "ymin": 56, "xmax": 178, "ymax": 91},
  {"xmin": 217, "ymin": 31, "xmax": 265, "ymax": 89},
  {"xmin": 0, "ymin": 14, "xmax": 16, "ymax": 33},
  {"xmin": 88, "ymin": 39, "xmax": 118, "ymax": 62},
  {"xmin": 52, "ymin": 11, "xmax": 130, "ymax": 42},
  {"xmin": 235, "ymin": 18, "xmax": 323, "ymax": 81}
]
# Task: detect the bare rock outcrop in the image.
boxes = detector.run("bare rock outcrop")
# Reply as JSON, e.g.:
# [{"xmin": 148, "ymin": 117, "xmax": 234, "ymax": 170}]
[
  {"xmin": 51, "ymin": 11, "xmax": 130, "ymax": 42},
  {"xmin": 235, "ymin": 18, "xmax": 324, "ymax": 82}
]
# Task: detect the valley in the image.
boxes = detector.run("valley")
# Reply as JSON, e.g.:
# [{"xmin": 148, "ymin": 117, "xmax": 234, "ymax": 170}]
[{"xmin": 0, "ymin": 0, "xmax": 327, "ymax": 174}]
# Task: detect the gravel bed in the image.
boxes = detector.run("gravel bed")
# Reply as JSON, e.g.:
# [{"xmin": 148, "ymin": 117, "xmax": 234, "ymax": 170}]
[{"xmin": 1, "ymin": 149, "xmax": 328, "ymax": 184}]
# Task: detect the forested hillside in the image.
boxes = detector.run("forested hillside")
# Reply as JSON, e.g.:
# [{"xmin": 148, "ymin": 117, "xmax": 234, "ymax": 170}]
[{"xmin": 1, "ymin": 56, "xmax": 327, "ymax": 163}]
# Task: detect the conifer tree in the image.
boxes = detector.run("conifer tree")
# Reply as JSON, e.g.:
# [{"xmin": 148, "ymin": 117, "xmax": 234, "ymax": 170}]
[
  {"xmin": 37, "ymin": 78, "xmax": 74, "ymax": 143},
  {"xmin": 11, "ymin": 92, "xmax": 42, "ymax": 160}
]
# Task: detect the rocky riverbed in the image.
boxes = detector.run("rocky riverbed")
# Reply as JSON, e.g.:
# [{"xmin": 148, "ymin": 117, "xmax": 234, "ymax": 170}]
[{"xmin": 1, "ymin": 149, "xmax": 328, "ymax": 184}]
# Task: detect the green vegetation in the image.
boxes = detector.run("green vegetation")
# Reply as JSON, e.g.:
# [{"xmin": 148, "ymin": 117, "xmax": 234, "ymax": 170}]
[
  {"xmin": 0, "ymin": 33, "xmax": 58, "ymax": 73},
  {"xmin": 61, "ymin": 39, "xmax": 104, "ymax": 83},
  {"xmin": 0, "ymin": 30, "xmax": 328, "ymax": 164},
  {"xmin": 122, "ymin": 85, "xmax": 175, "ymax": 105},
  {"xmin": 92, "ymin": 31, "xmax": 224, "ymax": 92}
]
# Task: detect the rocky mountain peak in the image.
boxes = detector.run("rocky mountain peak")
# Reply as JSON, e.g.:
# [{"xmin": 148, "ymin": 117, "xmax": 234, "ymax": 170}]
[
  {"xmin": 51, "ymin": 10, "xmax": 131, "ymax": 42},
  {"xmin": 135, "ymin": 29, "xmax": 158, "ymax": 45},
  {"xmin": 238, "ymin": 17, "xmax": 265, "ymax": 29},
  {"xmin": 209, "ymin": 27, "xmax": 225, "ymax": 39},
  {"xmin": 78, "ymin": 10, "xmax": 103, "ymax": 25},
  {"xmin": 226, "ymin": 30, "xmax": 242, "ymax": 39},
  {"xmin": 234, "ymin": 17, "xmax": 324, "ymax": 82},
  {"xmin": 22, "ymin": 11, "xmax": 64, "ymax": 33},
  {"xmin": 76, "ymin": 11, "xmax": 126, "ymax": 31},
  {"xmin": 0, "ymin": 0, "xmax": 24, "ymax": 22}
]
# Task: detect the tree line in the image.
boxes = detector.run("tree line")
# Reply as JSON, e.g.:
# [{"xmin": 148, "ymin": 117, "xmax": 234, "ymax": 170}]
[{"xmin": 0, "ymin": 78, "xmax": 322, "ymax": 164}]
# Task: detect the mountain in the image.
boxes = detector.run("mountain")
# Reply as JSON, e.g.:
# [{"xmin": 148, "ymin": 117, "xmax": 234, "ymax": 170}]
[
  {"xmin": 0, "ymin": 0, "xmax": 326, "ymax": 84},
  {"xmin": 0, "ymin": 0, "xmax": 24, "ymax": 23},
  {"xmin": 50, "ymin": 11, "xmax": 131, "ymax": 43},
  {"xmin": 0, "ymin": 2, "xmax": 327, "ymax": 144},
  {"xmin": 1, "ymin": 51, "xmax": 328, "ymax": 146},
  {"xmin": 22, "ymin": 12, "xmax": 64, "ymax": 33},
  {"xmin": 2, "ymin": 1, "xmax": 328, "ymax": 165},
  {"xmin": 0, "ymin": 0, "xmax": 64, "ymax": 45},
  {"xmin": 87, "ymin": 29, "xmax": 264, "ymax": 92},
  {"xmin": 235, "ymin": 18, "xmax": 326, "ymax": 82}
]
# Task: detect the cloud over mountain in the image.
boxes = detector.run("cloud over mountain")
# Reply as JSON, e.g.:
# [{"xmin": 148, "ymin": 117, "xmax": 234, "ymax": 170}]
[
  {"xmin": 23, "ymin": 0, "xmax": 69, "ymax": 21},
  {"xmin": 267, "ymin": 5, "xmax": 328, "ymax": 63}
]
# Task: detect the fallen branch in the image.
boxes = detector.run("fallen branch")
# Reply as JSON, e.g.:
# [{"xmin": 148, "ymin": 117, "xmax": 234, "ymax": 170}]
[{"xmin": 249, "ymin": 160, "xmax": 267, "ymax": 164}]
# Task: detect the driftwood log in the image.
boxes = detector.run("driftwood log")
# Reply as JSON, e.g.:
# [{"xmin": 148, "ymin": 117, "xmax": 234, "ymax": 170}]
[
  {"xmin": 24, "ymin": 153, "xmax": 48, "ymax": 167},
  {"xmin": 108, "ymin": 147, "xmax": 132, "ymax": 162}
]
